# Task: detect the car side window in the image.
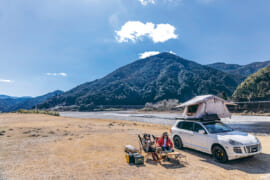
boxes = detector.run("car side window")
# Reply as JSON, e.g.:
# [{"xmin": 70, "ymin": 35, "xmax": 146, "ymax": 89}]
[
  {"xmin": 177, "ymin": 122, "xmax": 183, "ymax": 129},
  {"xmin": 181, "ymin": 122, "xmax": 194, "ymax": 131},
  {"xmin": 194, "ymin": 123, "xmax": 206, "ymax": 134}
]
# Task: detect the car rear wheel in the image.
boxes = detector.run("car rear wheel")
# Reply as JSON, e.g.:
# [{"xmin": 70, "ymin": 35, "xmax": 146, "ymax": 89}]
[
  {"xmin": 173, "ymin": 136, "xmax": 183, "ymax": 149},
  {"xmin": 213, "ymin": 145, "xmax": 228, "ymax": 163}
]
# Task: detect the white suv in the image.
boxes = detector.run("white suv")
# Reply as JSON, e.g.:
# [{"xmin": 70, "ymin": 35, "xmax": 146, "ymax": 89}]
[{"xmin": 171, "ymin": 120, "xmax": 262, "ymax": 163}]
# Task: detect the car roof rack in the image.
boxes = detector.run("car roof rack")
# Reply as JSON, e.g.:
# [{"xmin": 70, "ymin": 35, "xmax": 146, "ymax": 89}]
[{"xmin": 176, "ymin": 114, "xmax": 221, "ymax": 122}]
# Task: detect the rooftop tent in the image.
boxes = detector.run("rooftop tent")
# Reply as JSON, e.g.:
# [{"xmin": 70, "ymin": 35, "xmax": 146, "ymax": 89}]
[{"xmin": 176, "ymin": 95, "xmax": 236, "ymax": 119}]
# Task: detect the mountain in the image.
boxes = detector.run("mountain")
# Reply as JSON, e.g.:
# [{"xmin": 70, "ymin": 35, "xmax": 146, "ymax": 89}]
[
  {"xmin": 230, "ymin": 60, "xmax": 270, "ymax": 77},
  {"xmin": 233, "ymin": 65, "xmax": 270, "ymax": 101},
  {"xmin": 207, "ymin": 60, "xmax": 270, "ymax": 77},
  {"xmin": 0, "ymin": 95, "xmax": 31, "ymax": 99},
  {"xmin": 8, "ymin": 90, "xmax": 63, "ymax": 111},
  {"xmin": 0, "ymin": 95, "xmax": 16, "ymax": 99},
  {"xmin": 0, "ymin": 97, "xmax": 31, "ymax": 112},
  {"xmin": 206, "ymin": 63, "xmax": 242, "ymax": 72},
  {"xmin": 38, "ymin": 53, "xmax": 244, "ymax": 110},
  {"xmin": 0, "ymin": 90, "xmax": 63, "ymax": 112}
]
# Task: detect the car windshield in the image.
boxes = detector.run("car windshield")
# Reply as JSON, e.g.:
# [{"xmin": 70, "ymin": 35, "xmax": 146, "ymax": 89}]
[{"xmin": 203, "ymin": 122, "xmax": 233, "ymax": 134}]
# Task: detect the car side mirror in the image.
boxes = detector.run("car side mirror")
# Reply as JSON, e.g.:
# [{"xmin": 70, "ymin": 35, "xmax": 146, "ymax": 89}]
[{"xmin": 198, "ymin": 130, "xmax": 206, "ymax": 134}]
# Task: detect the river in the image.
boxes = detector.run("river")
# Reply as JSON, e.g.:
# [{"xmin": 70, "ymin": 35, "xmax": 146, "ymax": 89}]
[{"xmin": 60, "ymin": 111, "xmax": 270, "ymax": 135}]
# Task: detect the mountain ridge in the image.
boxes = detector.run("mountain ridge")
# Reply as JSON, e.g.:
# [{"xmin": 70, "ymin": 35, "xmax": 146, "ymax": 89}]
[
  {"xmin": 233, "ymin": 65, "xmax": 270, "ymax": 101},
  {"xmin": 207, "ymin": 60, "xmax": 270, "ymax": 77},
  {"xmin": 38, "ymin": 52, "xmax": 244, "ymax": 110},
  {"xmin": 207, "ymin": 62, "xmax": 242, "ymax": 72},
  {"xmin": 0, "ymin": 90, "xmax": 63, "ymax": 112}
]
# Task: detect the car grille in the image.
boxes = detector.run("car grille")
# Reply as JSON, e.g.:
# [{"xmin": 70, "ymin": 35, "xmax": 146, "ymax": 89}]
[
  {"xmin": 233, "ymin": 147, "xmax": 242, "ymax": 154},
  {"xmin": 244, "ymin": 144, "xmax": 259, "ymax": 153}
]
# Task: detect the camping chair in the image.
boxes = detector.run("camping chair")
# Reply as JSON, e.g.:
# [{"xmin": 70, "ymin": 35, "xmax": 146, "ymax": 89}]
[
  {"xmin": 138, "ymin": 134, "xmax": 155, "ymax": 161},
  {"xmin": 152, "ymin": 135, "xmax": 187, "ymax": 164}
]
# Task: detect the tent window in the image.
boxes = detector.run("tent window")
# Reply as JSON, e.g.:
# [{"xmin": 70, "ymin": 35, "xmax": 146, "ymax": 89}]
[{"xmin": 187, "ymin": 104, "xmax": 199, "ymax": 116}]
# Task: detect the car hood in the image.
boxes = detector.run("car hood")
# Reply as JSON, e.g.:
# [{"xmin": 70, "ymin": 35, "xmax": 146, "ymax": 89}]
[{"xmin": 217, "ymin": 131, "xmax": 259, "ymax": 145}]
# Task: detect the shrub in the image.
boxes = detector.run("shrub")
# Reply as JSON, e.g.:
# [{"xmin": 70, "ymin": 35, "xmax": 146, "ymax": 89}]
[
  {"xmin": 144, "ymin": 99, "xmax": 180, "ymax": 111},
  {"xmin": 16, "ymin": 109, "xmax": 60, "ymax": 116}
]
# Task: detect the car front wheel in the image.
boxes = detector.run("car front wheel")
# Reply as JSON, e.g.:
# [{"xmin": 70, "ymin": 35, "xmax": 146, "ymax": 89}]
[
  {"xmin": 173, "ymin": 136, "xmax": 183, "ymax": 149},
  {"xmin": 213, "ymin": 145, "xmax": 228, "ymax": 163}
]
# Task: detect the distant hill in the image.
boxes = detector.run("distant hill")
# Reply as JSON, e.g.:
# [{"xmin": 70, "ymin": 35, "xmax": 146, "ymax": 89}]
[
  {"xmin": 233, "ymin": 65, "xmax": 270, "ymax": 101},
  {"xmin": 0, "ymin": 97, "xmax": 31, "ymax": 112},
  {"xmin": 207, "ymin": 60, "xmax": 270, "ymax": 78},
  {"xmin": 0, "ymin": 95, "xmax": 16, "ymax": 99},
  {"xmin": 207, "ymin": 63, "xmax": 242, "ymax": 72},
  {"xmin": 38, "ymin": 53, "xmax": 243, "ymax": 110},
  {"xmin": 231, "ymin": 60, "xmax": 270, "ymax": 77},
  {"xmin": 0, "ymin": 90, "xmax": 63, "ymax": 112}
]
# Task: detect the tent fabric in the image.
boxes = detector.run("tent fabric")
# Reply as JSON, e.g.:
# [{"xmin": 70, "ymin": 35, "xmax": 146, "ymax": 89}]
[
  {"xmin": 178, "ymin": 95, "xmax": 235, "ymax": 119},
  {"xmin": 176, "ymin": 95, "xmax": 236, "ymax": 108}
]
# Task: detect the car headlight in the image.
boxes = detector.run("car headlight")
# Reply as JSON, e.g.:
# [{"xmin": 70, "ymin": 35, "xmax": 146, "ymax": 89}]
[{"xmin": 229, "ymin": 139, "xmax": 243, "ymax": 145}]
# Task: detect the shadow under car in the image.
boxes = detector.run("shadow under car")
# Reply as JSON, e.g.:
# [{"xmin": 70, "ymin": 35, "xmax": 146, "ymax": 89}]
[{"xmin": 181, "ymin": 147, "xmax": 270, "ymax": 174}]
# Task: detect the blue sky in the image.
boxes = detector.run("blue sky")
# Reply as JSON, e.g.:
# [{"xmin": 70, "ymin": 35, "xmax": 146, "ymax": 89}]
[{"xmin": 1, "ymin": 0, "xmax": 270, "ymax": 96}]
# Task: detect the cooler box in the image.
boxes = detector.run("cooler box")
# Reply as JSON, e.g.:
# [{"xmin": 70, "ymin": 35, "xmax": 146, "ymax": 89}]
[{"xmin": 133, "ymin": 154, "xmax": 144, "ymax": 165}]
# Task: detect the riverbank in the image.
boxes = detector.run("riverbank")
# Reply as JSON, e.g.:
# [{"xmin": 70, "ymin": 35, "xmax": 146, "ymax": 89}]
[{"xmin": 0, "ymin": 113, "xmax": 270, "ymax": 180}]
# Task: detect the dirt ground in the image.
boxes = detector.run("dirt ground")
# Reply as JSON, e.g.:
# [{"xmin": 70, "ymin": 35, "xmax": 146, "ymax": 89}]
[{"xmin": 0, "ymin": 113, "xmax": 269, "ymax": 180}]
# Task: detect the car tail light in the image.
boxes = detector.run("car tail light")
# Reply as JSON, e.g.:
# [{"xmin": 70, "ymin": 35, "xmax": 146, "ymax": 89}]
[{"xmin": 170, "ymin": 129, "xmax": 172, "ymax": 133}]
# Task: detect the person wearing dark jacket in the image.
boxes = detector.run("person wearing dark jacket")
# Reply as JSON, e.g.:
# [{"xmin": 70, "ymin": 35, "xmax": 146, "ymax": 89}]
[
  {"xmin": 142, "ymin": 134, "xmax": 159, "ymax": 161},
  {"xmin": 157, "ymin": 132, "xmax": 173, "ymax": 151}
]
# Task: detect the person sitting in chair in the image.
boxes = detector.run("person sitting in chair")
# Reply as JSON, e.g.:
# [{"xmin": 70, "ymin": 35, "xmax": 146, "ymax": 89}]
[
  {"xmin": 157, "ymin": 132, "xmax": 174, "ymax": 152},
  {"xmin": 142, "ymin": 134, "xmax": 159, "ymax": 161}
]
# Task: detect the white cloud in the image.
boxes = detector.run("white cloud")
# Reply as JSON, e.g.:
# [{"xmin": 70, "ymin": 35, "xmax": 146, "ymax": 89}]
[
  {"xmin": 139, "ymin": 51, "xmax": 160, "ymax": 59},
  {"xmin": 169, "ymin": 50, "xmax": 176, "ymax": 55},
  {"xmin": 149, "ymin": 24, "xmax": 178, "ymax": 43},
  {"xmin": 139, "ymin": 50, "xmax": 176, "ymax": 59},
  {"xmin": 138, "ymin": 0, "xmax": 155, "ymax": 6},
  {"xmin": 0, "ymin": 79, "xmax": 13, "ymax": 83},
  {"xmin": 46, "ymin": 73, "xmax": 67, "ymax": 77},
  {"xmin": 137, "ymin": 0, "xmax": 182, "ymax": 6},
  {"xmin": 115, "ymin": 21, "xmax": 178, "ymax": 43},
  {"xmin": 116, "ymin": 21, "xmax": 154, "ymax": 43}
]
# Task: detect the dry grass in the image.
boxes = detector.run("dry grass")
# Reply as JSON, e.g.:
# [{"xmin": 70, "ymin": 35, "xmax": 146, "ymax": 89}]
[{"xmin": 0, "ymin": 113, "xmax": 269, "ymax": 180}]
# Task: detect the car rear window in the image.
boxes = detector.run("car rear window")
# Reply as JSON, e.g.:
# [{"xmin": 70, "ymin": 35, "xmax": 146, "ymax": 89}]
[{"xmin": 177, "ymin": 122, "xmax": 183, "ymax": 128}]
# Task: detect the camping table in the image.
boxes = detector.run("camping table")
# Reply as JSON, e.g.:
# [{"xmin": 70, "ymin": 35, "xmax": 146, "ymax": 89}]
[{"xmin": 158, "ymin": 151, "xmax": 187, "ymax": 164}]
